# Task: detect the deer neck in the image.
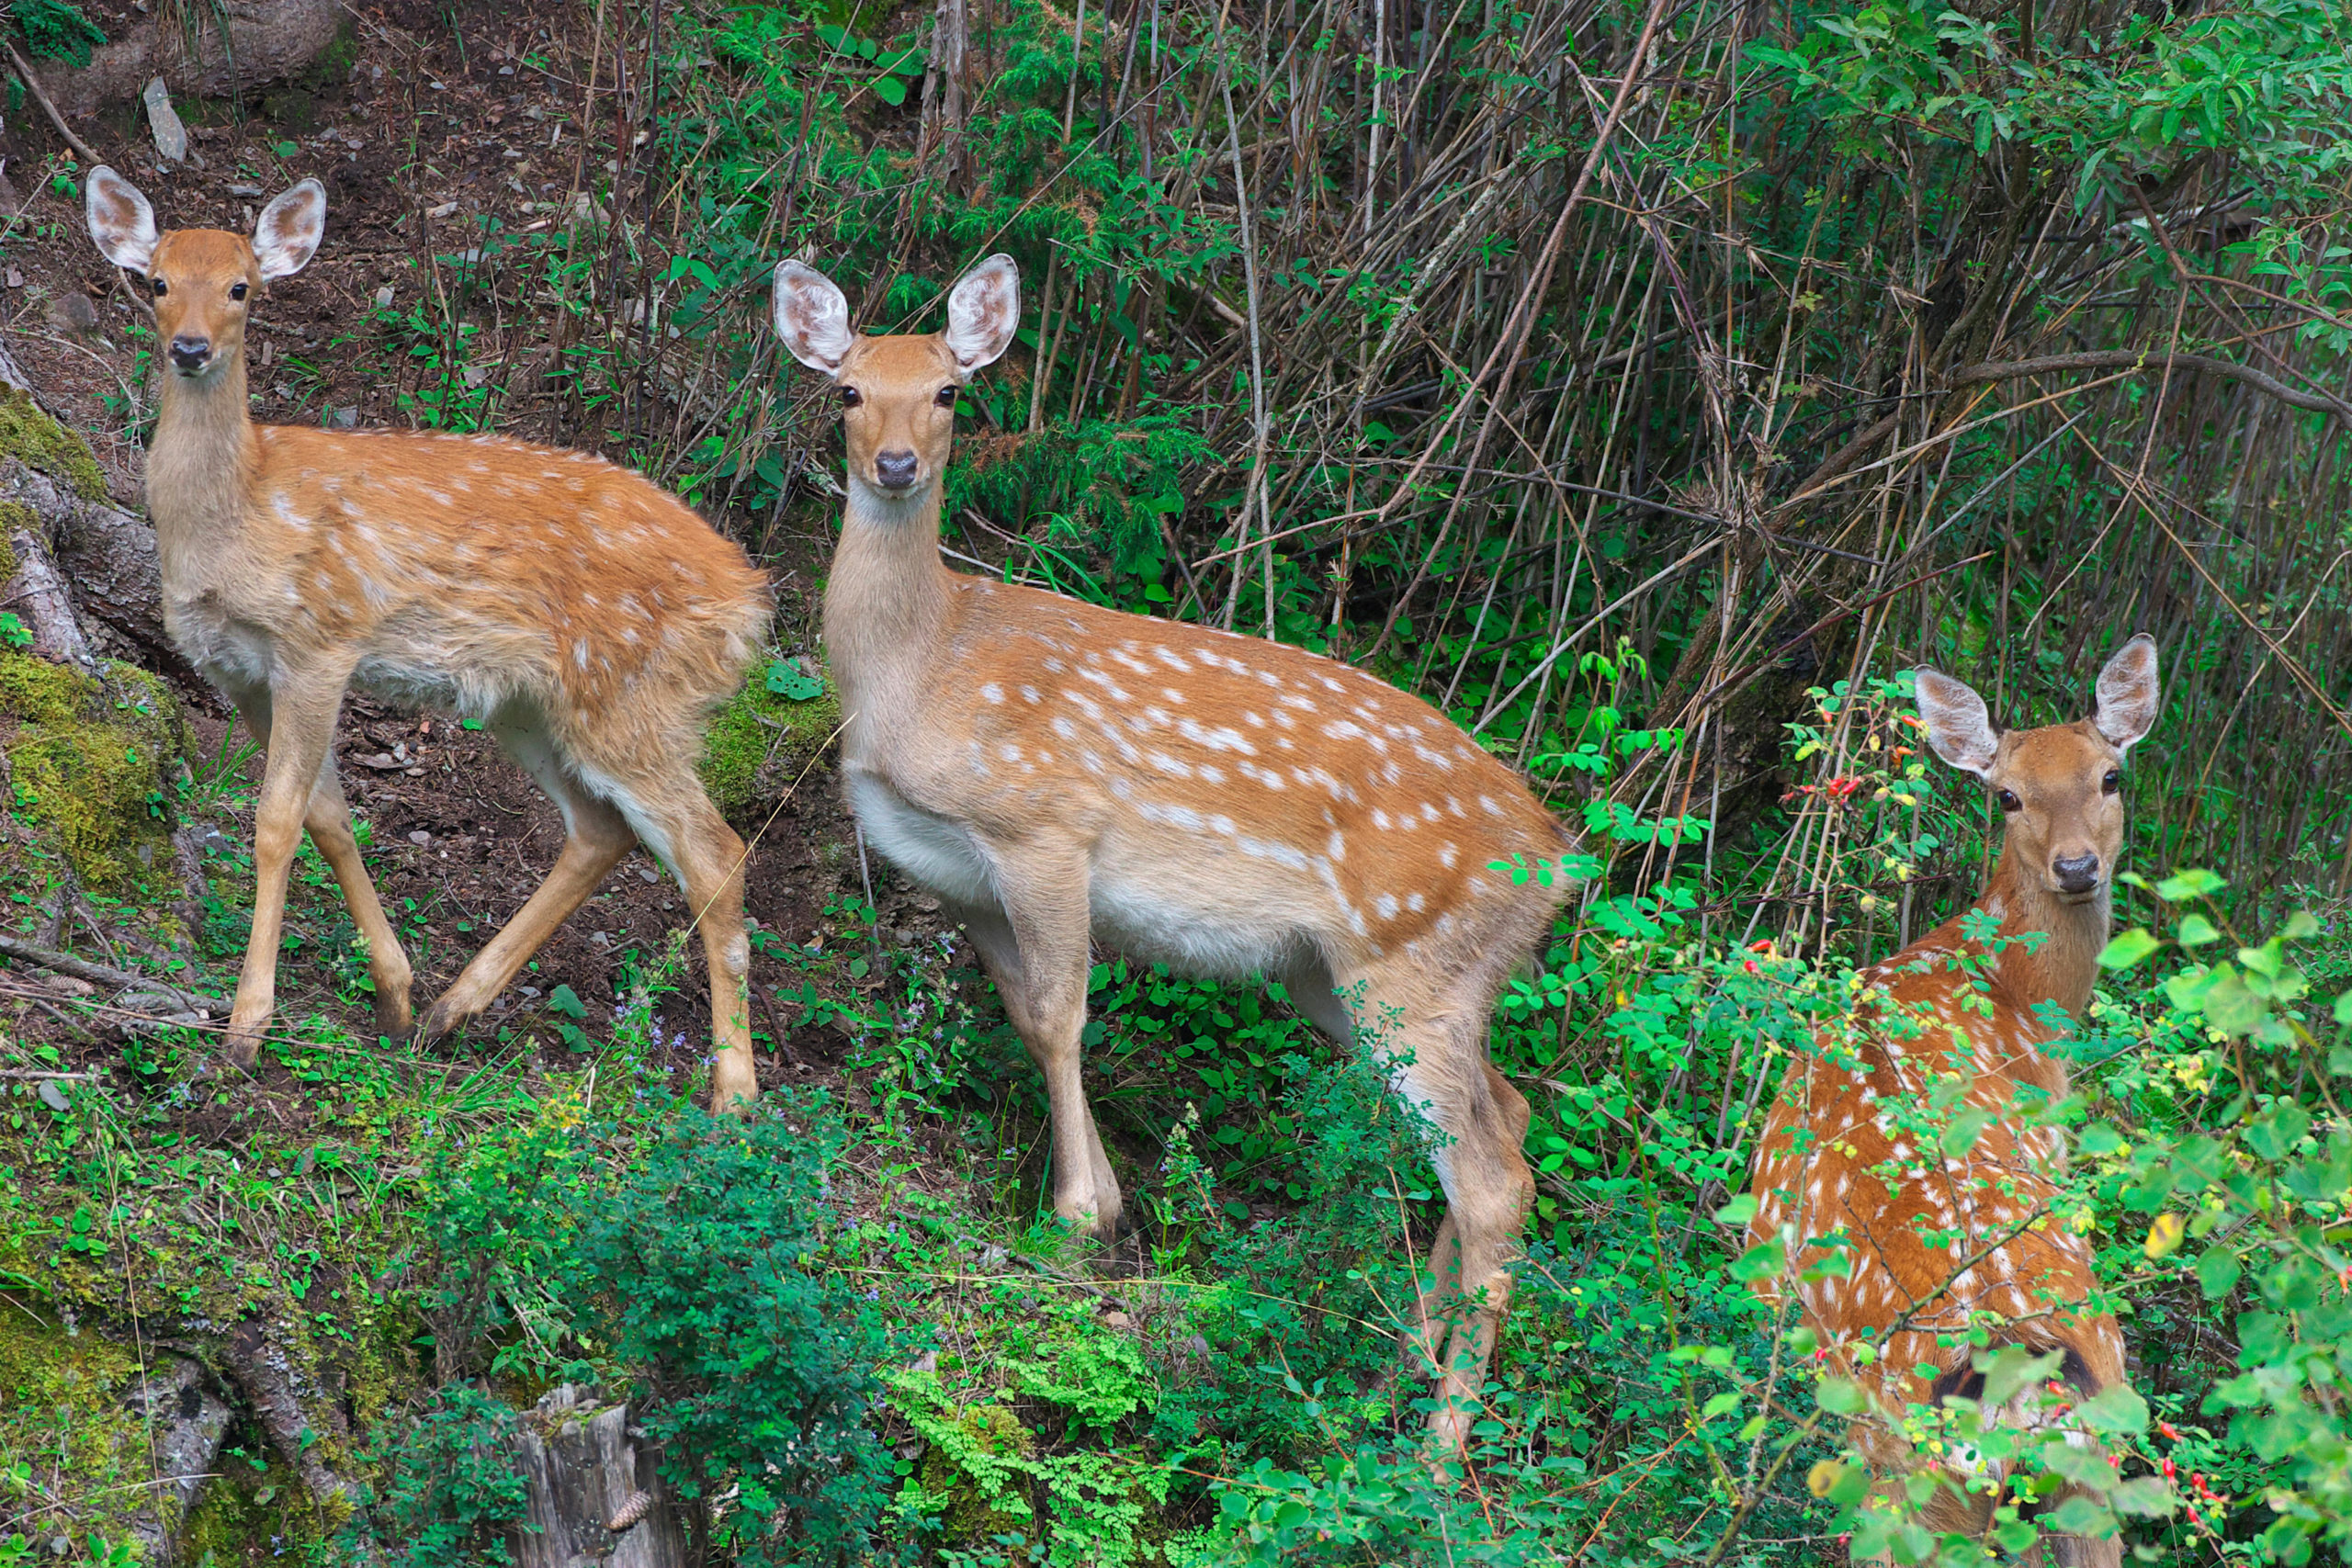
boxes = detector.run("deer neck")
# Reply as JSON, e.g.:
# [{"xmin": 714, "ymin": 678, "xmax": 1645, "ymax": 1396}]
[
  {"xmin": 1975, "ymin": 847, "xmax": 2109, "ymax": 1025},
  {"xmin": 145, "ymin": 355, "xmax": 260, "ymax": 589},
  {"xmin": 822, "ymin": 479, "xmax": 956, "ymax": 765}
]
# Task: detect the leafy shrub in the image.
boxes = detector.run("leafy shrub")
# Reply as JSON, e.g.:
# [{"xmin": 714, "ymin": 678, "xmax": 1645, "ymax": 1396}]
[
  {"xmin": 344, "ymin": 1383, "xmax": 526, "ymax": 1568},
  {"xmin": 426, "ymin": 1092, "xmax": 897, "ymax": 1566},
  {"xmin": 14, "ymin": 0, "xmax": 104, "ymax": 66}
]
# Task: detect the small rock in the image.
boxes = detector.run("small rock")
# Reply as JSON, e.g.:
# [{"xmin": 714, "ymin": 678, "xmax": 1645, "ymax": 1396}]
[
  {"xmin": 977, "ymin": 1244, "xmax": 1009, "ymax": 1269},
  {"xmin": 403, "ymin": 766, "xmax": 424, "ymax": 777},
  {"xmin": 4, "ymin": 269, "xmax": 19, "ymax": 288},
  {"xmin": 44, "ymin": 293, "xmax": 99, "ymax": 338},
  {"xmin": 590, "ymin": 931, "xmax": 611, "ymax": 948},
  {"xmin": 637, "ymin": 866, "xmax": 660, "ymax": 884},
  {"xmin": 407, "ymin": 829, "xmax": 432, "ymax": 845},
  {"xmin": 228, "ymin": 182, "xmax": 265, "ymax": 198},
  {"xmin": 426, "ymin": 200, "xmax": 458, "ymax": 219},
  {"xmin": 361, "ymin": 752, "xmax": 398, "ymax": 770},
  {"xmin": 518, "ymin": 984, "xmax": 540, "ymax": 999},
  {"xmin": 1186, "ymin": 1334, "xmax": 1211, "ymax": 1358},
  {"xmin": 38, "ymin": 1081, "xmax": 70, "ymax": 1112},
  {"xmin": 142, "ymin": 77, "xmax": 189, "ymax": 164},
  {"xmin": 391, "ymin": 741, "xmax": 409, "ymax": 762},
  {"xmin": 1101, "ymin": 1310, "xmax": 1134, "ymax": 1331},
  {"xmin": 372, "ymin": 284, "xmax": 395, "ymax": 310},
  {"xmin": 327, "ymin": 406, "xmax": 361, "ymax": 429}
]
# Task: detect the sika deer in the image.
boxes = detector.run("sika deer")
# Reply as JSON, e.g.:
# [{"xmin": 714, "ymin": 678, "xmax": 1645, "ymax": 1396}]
[
  {"xmin": 773, "ymin": 254, "xmax": 1570, "ymax": 1441},
  {"xmin": 85, "ymin": 170, "xmax": 771, "ymax": 1106},
  {"xmin": 1747, "ymin": 635, "xmax": 2162, "ymax": 1564}
]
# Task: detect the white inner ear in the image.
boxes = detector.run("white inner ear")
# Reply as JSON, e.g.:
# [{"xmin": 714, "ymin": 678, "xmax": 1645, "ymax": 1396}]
[
  {"xmin": 254, "ymin": 180, "xmax": 326, "ymax": 280},
  {"xmin": 943, "ymin": 254, "xmax": 1019, "ymax": 372},
  {"xmin": 85, "ymin": 167, "xmax": 159, "ymax": 274},
  {"xmin": 2092, "ymin": 635, "xmax": 2161, "ymax": 754},
  {"xmin": 1914, "ymin": 667, "xmax": 1999, "ymax": 778},
  {"xmin": 773, "ymin": 262, "xmax": 854, "ymax": 374}
]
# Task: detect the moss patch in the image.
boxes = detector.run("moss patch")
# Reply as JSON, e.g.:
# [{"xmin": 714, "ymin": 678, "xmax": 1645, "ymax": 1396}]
[
  {"xmin": 0, "ymin": 1309, "xmax": 155, "ymax": 1549},
  {"xmin": 697, "ymin": 653, "xmax": 842, "ymax": 822},
  {"xmin": 0, "ymin": 386, "xmax": 107, "ymax": 502},
  {"xmin": 182, "ymin": 1435, "xmax": 333, "ymax": 1565},
  {"xmin": 1, "ymin": 652, "xmax": 187, "ymax": 889}
]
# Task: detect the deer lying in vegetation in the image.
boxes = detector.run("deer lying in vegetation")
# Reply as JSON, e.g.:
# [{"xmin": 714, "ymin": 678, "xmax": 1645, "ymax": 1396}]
[
  {"xmin": 85, "ymin": 170, "xmax": 771, "ymax": 1105},
  {"xmin": 1747, "ymin": 635, "xmax": 2161, "ymax": 1564},
  {"xmin": 773, "ymin": 253, "xmax": 1573, "ymax": 1442}
]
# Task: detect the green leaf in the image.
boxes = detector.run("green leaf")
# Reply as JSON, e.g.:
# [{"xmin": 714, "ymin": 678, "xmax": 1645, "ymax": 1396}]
[
  {"xmin": 764, "ymin": 661, "xmax": 825, "ymax": 701},
  {"xmin": 548, "ymin": 983, "xmax": 587, "ymax": 1020},
  {"xmin": 1713, "ymin": 1193, "xmax": 1758, "ymax": 1226},
  {"xmin": 1815, "ymin": 1376, "xmax": 1868, "ymax": 1415},
  {"xmin": 872, "ymin": 73, "xmax": 907, "ymax": 106},
  {"xmin": 2194, "ymin": 1247, "xmax": 2241, "ymax": 1300},
  {"xmin": 2097, "ymin": 929, "xmax": 2160, "ymax": 970},
  {"xmin": 2336, "ymin": 989, "xmax": 2352, "ymax": 1026},
  {"xmin": 2154, "ymin": 868, "xmax": 2225, "ymax": 901},
  {"xmin": 2176, "ymin": 912, "xmax": 2221, "ymax": 946}
]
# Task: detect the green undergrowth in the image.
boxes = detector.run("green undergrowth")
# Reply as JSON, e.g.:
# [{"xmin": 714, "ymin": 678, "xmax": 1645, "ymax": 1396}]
[{"xmin": 5, "ymin": 768, "xmax": 2349, "ymax": 1563}]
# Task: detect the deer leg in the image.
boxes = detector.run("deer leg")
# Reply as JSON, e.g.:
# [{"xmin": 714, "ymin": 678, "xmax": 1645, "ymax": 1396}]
[
  {"xmin": 301, "ymin": 761, "xmax": 413, "ymax": 1036},
  {"xmin": 223, "ymin": 674, "xmax": 348, "ymax": 1068},
  {"xmin": 638, "ymin": 790, "xmax": 756, "ymax": 1115},
  {"xmin": 1371, "ymin": 1001, "xmax": 1534, "ymax": 1451},
  {"xmin": 220, "ymin": 683, "xmax": 413, "ymax": 1039},
  {"xmin": 421, "ymin": 787, "xmax": 634, "ymax": 1041},
  {"xmin": 954, "ymin": 863, "xmax": 1119, "ymax": 1236}
]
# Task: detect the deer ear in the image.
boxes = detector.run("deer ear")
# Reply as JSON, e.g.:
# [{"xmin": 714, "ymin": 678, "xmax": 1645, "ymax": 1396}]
[
  {"xmin": 1914, "ymin": 666, "xmax": 1999, "ymax": 778},
  {"xmin": 254, "ymin": 179, "xmax": 326, "ymax": 279},
  {"xmin": 942, "ymin": 254, "xmax": 1018, "ymax": 373},
  {"xmin": 773, "ymin": 260, "xmax": 854, "ymax": 375},
  {"xmin": 86, "ymin": 166, "xmax": 159, "ymax": 275},
  {"xmin": 2092, "ymin": 632, "xmax": 2160, "ymax": 755}
]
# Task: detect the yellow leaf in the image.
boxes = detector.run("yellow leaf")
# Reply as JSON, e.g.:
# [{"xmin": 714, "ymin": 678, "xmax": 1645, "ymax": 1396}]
[
  {"xmin": 1808, "ymin": 1459, "xmax": 1848, "ymax": 1498},
  {"xmin": 2144, "ymin": 1213, "xmax": 2187, "ymax": 1259}
]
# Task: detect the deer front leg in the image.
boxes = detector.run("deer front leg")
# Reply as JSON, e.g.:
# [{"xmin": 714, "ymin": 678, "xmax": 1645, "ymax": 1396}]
[
  {"xmin": 955, "ymin": 862, "xmax": 1121, "ymax": 1237},
  {"xmin": 223, "ymin": 682, "xmax": 412, "ymax": 1041},
  {"xmin": 224, "ymin": 673, "xmax": 347, "ymax": 1068}
]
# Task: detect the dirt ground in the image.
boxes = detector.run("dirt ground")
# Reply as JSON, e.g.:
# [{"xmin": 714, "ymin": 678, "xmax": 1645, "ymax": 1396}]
[{"xmin": 1, "ymin": 0, "xmax": 956, "ymax": 1104}]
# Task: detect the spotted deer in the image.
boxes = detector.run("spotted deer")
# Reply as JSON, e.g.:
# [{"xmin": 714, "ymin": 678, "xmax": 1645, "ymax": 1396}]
[
  {"xmin": 84, "ymin": 170, "xmax": 771, "ymax": 1105},
  {"xmin": 772, "ymin": 254, "xmax": 1570, "ymax": 1440},
  {"xmin": 1746, "ymin": 635, "xmax": 2161, "ymax": 1564}
]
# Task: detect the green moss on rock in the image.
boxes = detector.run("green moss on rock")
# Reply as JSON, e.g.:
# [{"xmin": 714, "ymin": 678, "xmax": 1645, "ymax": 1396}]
[
  {"xmin": 0, "ymin": 1310, "xmax": 155, "ymax": 1550},
  {"xmin": 0, "ymin": 386, "xmax": 107, "ymax": 502},
  {"xmin": 1, "ymin": 652, "xmax": 186, "ymax": 888},
  {"xmin": 181, "ymin": 1440, "xmax": 332, "ymax": 1565},
  {"xmin": 698, "ymin": 654, "xmax": 842, "ymax": 822}
]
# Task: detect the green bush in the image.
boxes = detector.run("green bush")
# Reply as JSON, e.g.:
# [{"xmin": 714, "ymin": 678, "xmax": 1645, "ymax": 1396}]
[
  {"xmin": 345, "ymin": 1384, "xmax": 527, "ymax": 1568},
  {"xmin": 424, "ymin": 1093, "xmax": 897, "ymax": 1566}
]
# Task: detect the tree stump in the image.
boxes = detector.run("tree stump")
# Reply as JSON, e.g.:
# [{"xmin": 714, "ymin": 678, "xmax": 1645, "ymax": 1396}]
[{"xmin": 510, "ymin": 1386, "xmax": 688, "ymax": 1568}]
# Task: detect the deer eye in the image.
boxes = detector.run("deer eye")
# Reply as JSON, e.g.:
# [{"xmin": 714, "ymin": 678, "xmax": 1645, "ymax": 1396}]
[
  {"xmin": 2101, "ymin": 769, "xmax": 2120, "ymax": 795},
  {"xmin": 151, "ymin": 276, "xmax": 168, "ymax": 298},
  {"xmin": 1996, "ymin": 789, "xmax": 2022, "ymax": 814},
  {"xmin": 840, "ymin": 386, "xmax": 863, "ymax": 408},
  {"xmin": 935, "ymin": 386, "xmax": 958, "ymax": 408},
  {"xmin": 230, "ymin": 282, "xmax": 248, "ymax": 301}
]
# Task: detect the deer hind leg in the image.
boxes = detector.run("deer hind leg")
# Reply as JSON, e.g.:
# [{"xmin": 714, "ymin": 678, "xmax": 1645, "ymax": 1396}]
[
  {"xmin": 222, "ymin": 672, "xmax": 351, "ymax": 1068},
  {"xmin": 950, "ymin": 861, "xmax": 1119, "ymax": 1237},
  {"xmin": 620, "ymin": 785, "xmax": 755, "ymax": 1115},
  {"xmin": 223, "ymin": 683, "xmax": 413, "ymax": 1041},
  {"xmin": 423, "ymin": 713, "xmax": 636, "ymax": 1043},
  {"xmin": 302, "ymin": 761, "xmax": 413, "ymax": 1036},
  {"xmin": 1350, "ymin": 977, "xmax": 1534, "ymax": 1450}
]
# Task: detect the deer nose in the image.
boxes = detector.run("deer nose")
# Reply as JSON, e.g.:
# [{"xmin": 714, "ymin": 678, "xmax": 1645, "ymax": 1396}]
[
  {"xmin": 168, "ymin": 334, "xmax": 212, "ymax": 371},
  {"xmin": 873, "ymin": 450, "xmax": 920, "ymax": 491},
  {"xmin": 2052, "ymin": 852, "xmax": 2100, "ymax": 894}
]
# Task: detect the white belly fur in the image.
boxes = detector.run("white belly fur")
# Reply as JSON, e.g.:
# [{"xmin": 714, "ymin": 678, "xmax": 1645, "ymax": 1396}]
[{"xmin": 847, "ymin": 771, "xmax": 1308, "ymax": 979}]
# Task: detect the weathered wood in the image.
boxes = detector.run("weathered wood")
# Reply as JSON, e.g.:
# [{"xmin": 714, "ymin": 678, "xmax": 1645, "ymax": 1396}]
[
  {"xmin": 27, "ymin": 0, "xmax": 348, "ymax": 118},
  {"xmin": 510, "ymin": 1385, "xmax": 688, "ymax": 1568}
]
